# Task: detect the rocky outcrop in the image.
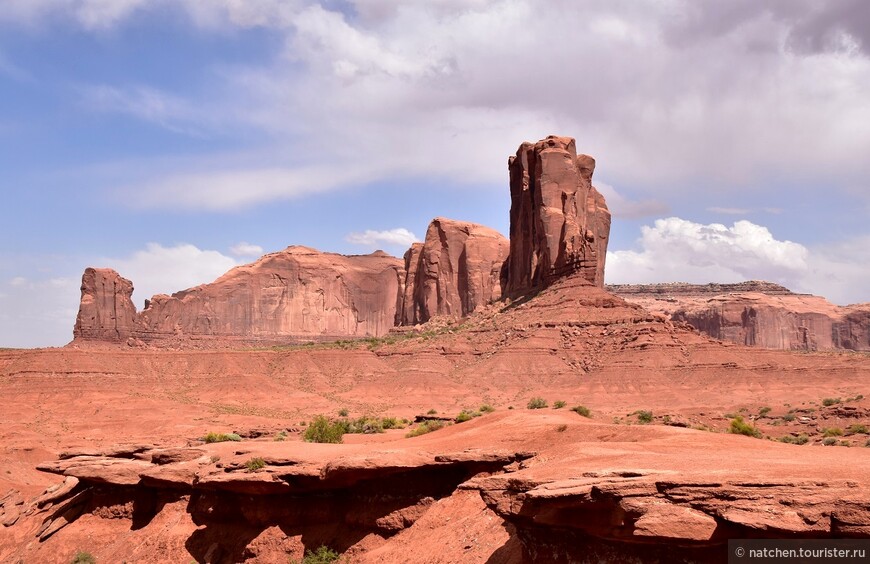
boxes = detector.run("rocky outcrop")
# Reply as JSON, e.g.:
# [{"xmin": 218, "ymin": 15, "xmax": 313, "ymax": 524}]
[
  {"xmin": 73, "ymin": 248, "xmax": 405, "ymax": 346},
  {"xmin": 73, "ymin": 268, "xmax": 139, "ymax": 342},
  {"xmin": 502, "ymin": 135, "xmax": 611, "ymax": 298},
  {"xmin": 610, "ymin": 282, "xmax": 870, "ymax": 351},
  {"xmin": 399, "ymin": 218, "xmax": 508, "ymax": 325}
]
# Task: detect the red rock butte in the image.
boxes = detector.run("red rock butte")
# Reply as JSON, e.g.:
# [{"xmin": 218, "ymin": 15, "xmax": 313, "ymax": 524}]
[{"xmin": 71, "ymin": 135, "xmax": 608, "ymax": 348}]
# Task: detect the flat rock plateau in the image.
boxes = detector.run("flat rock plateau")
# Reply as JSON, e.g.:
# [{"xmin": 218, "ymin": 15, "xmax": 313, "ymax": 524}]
[{"xmin": 1, "ymin": 136, "xmax": 869, "ymax": 564}]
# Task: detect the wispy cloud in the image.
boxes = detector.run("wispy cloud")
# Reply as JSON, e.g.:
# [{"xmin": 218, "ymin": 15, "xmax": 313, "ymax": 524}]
[
  {"xmin": 79, "ymin": 84, "xmax": 207, "ymax": 136},
  {"xmin": 345, "ymin": 228, "xmax": 419, "ymax": 249},
  {"xmin": 229, "ymin": 242, "xmax": 264, "ymax": 257}
]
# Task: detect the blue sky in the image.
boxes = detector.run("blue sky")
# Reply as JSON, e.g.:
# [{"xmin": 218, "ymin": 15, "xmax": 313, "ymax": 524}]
[{"xmin": 1, "ymin": 0, "xmax": 869, "ymax": 347}]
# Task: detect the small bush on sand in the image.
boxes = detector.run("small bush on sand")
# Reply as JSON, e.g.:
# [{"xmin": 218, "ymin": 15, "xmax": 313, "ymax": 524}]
[
  {"xmin": 729, "ymin": 416, "xmax": 761, "ymax": 438},
  {"xmin": 822, "ymin": 397, "xmax": 841, "ymax": 407},
  {"xmin": 779, "ymin": 434, "xmax": 809, "ymax": 445},
  {"xmin": 758, "ymin": 406, "xmax": 771, "ymax": 417},
  {"xmin": 72, "ymin": 552, "xmax": 96, "ymax": 564},
  {"xmin": 571, "ymin": 405, "xmax": 591, "ymax": 417},
  {"xmin": 304, "ymin": 415, "xmax": 345, "ymax": 444},
  {"xmin": 479, "ymin": 404, "xmax": 495, "ymax": 413},
  {"xmin": 635, "ymin": 410, "xmax": 653, "ymax": 424},
  {"xmin": 847, "ymin": 424, "xmax": 869, "ymax": 435},
  {"xmin": 556, "ymin": 424, "xmax": 568, "ymax": 432},
  {"xmin": 427, "ymin": 408, "xmax": 438, "ymax": 415},
  {"xmin": 202, "ymin": 432, "xmax": 241, "ymax": 443},
  {"xmin": 455, "ymin": 410, "xmax": 482, "ymax": 423},
  {"xmin": 823, "ymin": 427, "xmax": 844, "ymax": 437},
  {"xmin": 293, "ymin": 545, "xmax": 341, "ymax": 564},
  {"xmin": 553, "ymin": 400, "xmax": 567, "ymax": 409},
  {"xmin": 782, "ymin": 413, "xmax": 795, "ymax": 422},
  {"xmin": 338, "ymin": 408, "xmax": 349, "ymax": 417},
  {"xmin": 406, "ymin": 420, "xmax": 446, "ymax": 438},
  {"xmin": 245, "ymin": 457, "xmax": 266, "ymax": 472},
  {"xmin": 822, "ymin": 437, "xmax": 838, "ymax": 446},
  {"xmin": 527, "ymin": 397, "xmax": 548, "ymax": 409}
]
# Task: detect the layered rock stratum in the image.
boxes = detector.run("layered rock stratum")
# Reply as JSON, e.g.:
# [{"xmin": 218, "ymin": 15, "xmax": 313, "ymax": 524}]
[
  {"xmin": 610, "ymin": 282, "xmax": 870, "ymax": 351},
  {"xmin": 74, "ymin": 248, "xmax": 405, "ymax": 345}
]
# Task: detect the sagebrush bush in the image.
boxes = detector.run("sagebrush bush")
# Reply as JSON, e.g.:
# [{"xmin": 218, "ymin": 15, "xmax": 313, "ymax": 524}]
[
  {"xmin": 823, "ymin": 427, "xmax": 844, "ymax": 437},
  {"xmin": 479, "ymin": 404, "xmax": 495, "ymax": 413},
  {"xmin": 729, "ymin": 416, "xmax": 761, "ymax": 438},
  {"xmin": 822, "ymin": 437, "xmax": 838, "ymax": 446},
  {"xmin": 245, "ymin": 457, "xmax": 265, "ymax": 472},
  {"xmin": 202, "ymin": 432, "xmax": 241, "ymax": 443},
  {"xmin": 553, "ymin": 400, "xmax": 567, "ymax": 409},
  {"xmin": 406, "ymin": 419, "xmax": 446, "ymax": 438},
  {"xmin": 71, "ymin": 552, "xmax": 96, "ymax": 564},
  {"xmin": 779, "ymin": 434, "xmax": 809, "ymax": 445},
  {"xmin": 338, "ymin": 408, "xmax": 349, "ymax": 417},
  {"xmin": 304, "ymin": 415, "xmax": 345, "ymax": 444},
  {"xmin": 822, "ymin": 397, "xmax": 841, "ymax": 407},
  {"xmin": 527, "ymin": 397, "xmax": 548, "ymax": 409},
  {"xmin": 636, "ymin": 410, "xmax": 653, "ymax": 424},
  {"xmin": 847, "ymin": 424, "xmax": 869, "ymax": 435},
  {"xmin": 571, "ymin": 405, "xmax": 591, "ymax": 417},
  {"xmin": 293, "ymin": 545, "xmax": 341, "ymax": 564}
]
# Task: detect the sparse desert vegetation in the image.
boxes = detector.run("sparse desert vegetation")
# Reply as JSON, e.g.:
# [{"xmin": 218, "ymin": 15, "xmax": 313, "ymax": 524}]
[
  {"xmin": 527, "ymin": 397, "xmax": 548, "ymax": 409},
  {"xmin": 729, "ymin": 416, "xmax": 762, "ymax": 438},
  {"xmin": 202, "ymin": 432, "xmax": 242, "ymax": 443}
]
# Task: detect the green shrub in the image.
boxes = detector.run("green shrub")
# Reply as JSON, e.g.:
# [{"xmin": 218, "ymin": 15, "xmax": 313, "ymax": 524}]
[
  {"xmin": 822, "ymin": 397, "xmax": 841, "ymax": 407},
  {"xmin": 758, "ymin": 406, "xmax": 771, "ymax": 417},
  {"xmin": 823, "ymin": 427, "xmax": 844, "ymax": 437},
  {"xmin": 779, "ymin": 434, "xmax": 809, "ymax": 445},
  {"xmin": 274, "ymin": 430, "xmax": 287, "ymax": 442},
  {"xmin": 782, "ymin": 413, "xmax": 795, "ymax": 422},
  {"xmin": 479, "ymin": 404, "xmax": 495, "ymax": 413},
  {"xmin": 346, "ymin": 416, "xmax": 384, "ymax": 434},
  {"xmin": 381, "ymin": 417, "xmax": 402, "ymax": 430},
  {"xmin": 455, "ymin": 411, "xmax": 473, "ymax": 423},
  {"xmin": 527, "ymin": 397, "xmax": 548, "ymax": 409},
  {"xmin": 72, "ymin": 552, "xmax": 96, "ymax": 564},
  {"xmin": 729, "ymin": 416, "xmax": 761, "ymax": 438},
  {"xmin": 553, "ymin": 400, "xmax": 567, "ymax": 409},
  {"xmin": 304, "ymin": 415, "xmax": 345, "ymax": 444},
  {"xmin": 245, "ymin": 457, "xmax": 266, "ymax": 472},
  {"xmin": 294, "ymin": 545, "xmax": 341, "ymax": 564},
  {"xmin": 338, "ymin": 408, "xmax": 349, "ymax": 417},
  {"xmin": 822, "ymin": 437, "xmax": 838, "ymax": 446},
  {"xmin": 636, "ymin": 410, "xmax": 653, "ymax": 424},
  {"xmin": 202, "ymin": 432, "xmax": 241, "ymax": 443},
  {"xmin": 570, "ymin": 405, "xmax": 591, "ymax": 417},
  {"xmin": 406, "ymin": 419, "xmax": 446, "ymax": 438},
  {"xmin": 847, "ymin": 424, "xmax": 869, "ymax": 435},
  {"xmin": 427, "ymin": 408, "xmax": 438, "ymax": 415}
]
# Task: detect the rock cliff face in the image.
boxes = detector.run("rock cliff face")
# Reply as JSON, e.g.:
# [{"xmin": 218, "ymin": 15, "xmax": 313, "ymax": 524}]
[
  {"xmin": 502, "ymin": 135, "xmax": 611, "ymax": 298},
  {"xmin": 609, "ymin": 282, "xmax": 870, "ymax": 351},
  {"xmin": 399, "ymin": 218, "xmax": 508, "ymax": 325},
  {"xmin": 74, "ymin": 248, "xmax": 404, "ymax": 346},
  {"xmin": 73, "ymin": 268, "xmax": 139, "ymax": 342}
]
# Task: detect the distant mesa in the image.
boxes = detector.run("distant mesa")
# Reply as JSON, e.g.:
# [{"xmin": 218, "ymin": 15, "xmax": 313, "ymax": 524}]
[{"xmin": 610, "ymin": 282, "xmax": 870, "ymax": 352}]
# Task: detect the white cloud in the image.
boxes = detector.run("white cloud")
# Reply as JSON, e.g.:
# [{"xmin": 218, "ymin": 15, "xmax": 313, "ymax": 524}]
[
  {"xmin": 100, "ymin": 243, "xmax": 239, "ymax": 308},
  {"xmin": 607, "ymin": 217, "xmax": 870, "ymax": 305},
  {"xmin": 594, "ymin": 181, "xmax": 669, "ymax": 219},
  {"xmin": 229, "ymin": 242, "xmax": 264, "ymax": 257},
  {"xmin": 345, "ymin": 228, "xmax": 419, "ymax": 249}
]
